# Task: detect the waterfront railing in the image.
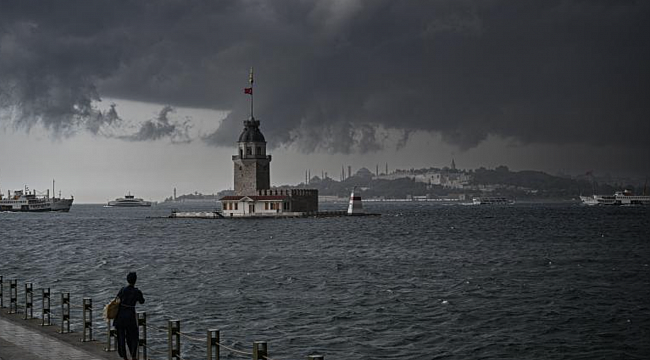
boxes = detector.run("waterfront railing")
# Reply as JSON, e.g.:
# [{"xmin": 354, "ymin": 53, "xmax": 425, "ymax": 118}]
[{"xmin": 0, "ymin": 276, "xmax": 325, "ymax": 360}]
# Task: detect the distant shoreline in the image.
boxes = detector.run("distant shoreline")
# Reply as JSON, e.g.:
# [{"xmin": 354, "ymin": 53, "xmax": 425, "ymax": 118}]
[{"xmin": 67, "ymin": 198, "xmax": 581, "ymax": 205}]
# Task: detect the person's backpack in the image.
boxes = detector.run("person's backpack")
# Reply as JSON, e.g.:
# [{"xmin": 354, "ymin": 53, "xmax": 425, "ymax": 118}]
[{"xmin": 103, "ymin": 297, "xmax": 121, "ymax": 321}]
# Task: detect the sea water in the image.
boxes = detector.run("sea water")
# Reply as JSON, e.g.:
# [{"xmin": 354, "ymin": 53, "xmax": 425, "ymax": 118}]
[{"xmin": 1, "ymin": 202, "xmax": 649, "ymax": 359}]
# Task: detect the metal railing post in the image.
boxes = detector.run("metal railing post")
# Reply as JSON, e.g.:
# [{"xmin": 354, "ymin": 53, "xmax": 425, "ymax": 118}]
[
  {"xmin": 41, "ymin": 288, "xmax": 51, "ymax": 326},
  {"xmin": 207, "ymin": 329, "xmax": 220, "ymax": 360},
  {"xmin": 0, "ymin": 275, "xmax": 3, "ymax": 308},
  {"xmin": 81, "ymin": 297, "xmax": 92, "ymax": 341},
  {"xmin": 168, "ymin": 319, "xmax": 181, "ymax": 360},
  {"xmin": 252, "ymin": 341, "xmax": 268, "ymax": 360},
  {"xmin": 24, "ymin": 283, "xmax": 33, "ymax": 319},
  {"xmin": 8, "ymin": 279, "xmax": 17, "ymax": 314},
  {"xmin": 104, "ymin": 319, "xmax": 117, "ymax": 351},
  {"xmin": 138, "ymin": 312, "xmax": 147, "ymax": 360},
  {"xmin": 59, "ymin": 292, "xmax": 70, "ymax": 333}
]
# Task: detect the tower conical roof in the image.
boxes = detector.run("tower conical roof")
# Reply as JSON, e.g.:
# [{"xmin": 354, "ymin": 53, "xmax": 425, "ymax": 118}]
[{"xmin": 238, "ymin": 118, "xmax": 266, "ymax": 143}]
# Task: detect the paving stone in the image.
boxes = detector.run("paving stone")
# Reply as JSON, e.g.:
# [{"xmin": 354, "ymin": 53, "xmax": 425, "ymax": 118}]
[{"xmin": 0, "ymin": 317, "xmax": 106, "ymax": 360}]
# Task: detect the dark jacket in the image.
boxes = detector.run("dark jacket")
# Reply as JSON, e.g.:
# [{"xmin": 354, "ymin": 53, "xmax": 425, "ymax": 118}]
[{"xmin": 113, "ymin": 285, "xmax": 145, "ymax": 328}]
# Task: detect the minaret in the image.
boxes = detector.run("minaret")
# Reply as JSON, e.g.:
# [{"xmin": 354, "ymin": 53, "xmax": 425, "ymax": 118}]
[{"xmin": 233, "ymin": 68, "xmax": 272, "ymax": 195}]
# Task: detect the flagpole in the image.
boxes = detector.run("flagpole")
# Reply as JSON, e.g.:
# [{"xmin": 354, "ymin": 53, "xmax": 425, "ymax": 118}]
[{"xmin": 249, "ymin": 67, "xmax": 254, "ymax": 120}]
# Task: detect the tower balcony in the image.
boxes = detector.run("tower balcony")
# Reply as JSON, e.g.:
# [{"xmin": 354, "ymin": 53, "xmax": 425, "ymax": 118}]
[{"xmin": 232, "ymin": 154, "xmax": 272, "ymax": 161}]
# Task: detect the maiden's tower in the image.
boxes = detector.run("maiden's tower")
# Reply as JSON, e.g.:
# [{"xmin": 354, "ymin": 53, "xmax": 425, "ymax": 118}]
[{"xmin": 220, "ymin": 69, "xmax": 318, "ymax": 217}]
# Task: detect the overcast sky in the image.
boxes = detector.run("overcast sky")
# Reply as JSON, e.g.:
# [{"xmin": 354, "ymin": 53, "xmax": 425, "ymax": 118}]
[{"xmin": 1, "ymin": 1, "xmax": 649, "ymax": 203}]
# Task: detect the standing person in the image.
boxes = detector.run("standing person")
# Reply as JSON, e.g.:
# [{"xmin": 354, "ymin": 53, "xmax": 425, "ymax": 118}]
[{"xmin": 114, "ymin": 272, "xmax": 145, "ymax": 360}]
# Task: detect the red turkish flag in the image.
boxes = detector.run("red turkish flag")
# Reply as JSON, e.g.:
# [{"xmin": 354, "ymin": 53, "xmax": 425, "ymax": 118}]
[{"xmin": 244, "ymin": 87, "xmax": 253, "ymax": 94}]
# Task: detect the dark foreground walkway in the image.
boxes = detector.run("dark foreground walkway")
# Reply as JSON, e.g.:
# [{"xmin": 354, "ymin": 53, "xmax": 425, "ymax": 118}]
[{"xmin": 0, "ymin": 311, "xmax": 116, "ymax": 360}]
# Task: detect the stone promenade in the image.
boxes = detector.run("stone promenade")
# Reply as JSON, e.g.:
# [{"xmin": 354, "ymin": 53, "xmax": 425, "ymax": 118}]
[{"xmin": 0, "ymin": 310, "xmax": 118, "ymax": 360}]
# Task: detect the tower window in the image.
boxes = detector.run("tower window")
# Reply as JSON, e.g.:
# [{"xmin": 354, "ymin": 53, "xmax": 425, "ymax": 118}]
[
  {"xmin": 256, "ymin": 146, "xmax": 261, "ymax": 154},
  {"xmin": 246, "ymin": 147, "xmax": 252, "ymax": 155}
]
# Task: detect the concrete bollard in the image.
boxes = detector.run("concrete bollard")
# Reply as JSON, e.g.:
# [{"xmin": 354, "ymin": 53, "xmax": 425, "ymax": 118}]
[
  {"xmin": 168, "ymin": 319, "xmax": 181, "ymax": 360},
  {"xmin": 308, "ymin": 356, "xmax": 324, "ymax": 360},
  {"xmin": 59, "ymin": 292, "xmax": 70, "ymax": 333},
  {"xmin": 207, "ymin": 329, "xmax": 220, "ymax": 360},
  {"xmin": 138, "ymin": 312, "xmax": 147, "ymax": 360},
  {"xmin": 41, "ymin": 288, "xmax": 51, "ymax": 326},
  {"xmin": 81, "ymin": 297, "xmax": 92, "ymax": 342},
  {"xmin": 252, "ymin": 341, "xmax": 268, "ymax": 360},
  {"xmin": 24, "ymin": 283, "xmax": 33, "ymax": 319},
  {"xmin": 8, "ymin": 279, "xmax": 17, "ymax": 314}
]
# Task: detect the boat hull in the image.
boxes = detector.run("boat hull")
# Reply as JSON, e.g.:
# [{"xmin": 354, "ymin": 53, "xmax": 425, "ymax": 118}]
[
  {"xmin": 51, "ymin": 198, "xmax": 74, "ymax": 212},
  {"xmin": 472, "ymin": 197, "xmax": 513, "ymax": 205},
  {"xmin": 0, "ymin": 206, "xmax": 51, "ymax": 212},
  {"xmin": 107, "ymin": 202, "xmax": 152, "ymax": 207}
]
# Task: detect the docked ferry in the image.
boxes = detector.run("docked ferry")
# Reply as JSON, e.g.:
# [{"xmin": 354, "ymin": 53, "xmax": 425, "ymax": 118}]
[
  {"xmin": 580, "ymin": 190, "xmax": 650, "ymax": 206},
  {"xmin": 108, "ymin": 193, "xmax": 152, "ymax": 207}
]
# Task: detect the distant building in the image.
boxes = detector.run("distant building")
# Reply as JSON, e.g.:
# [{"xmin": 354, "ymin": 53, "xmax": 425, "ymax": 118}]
[
  {"xmin": 374, "ymin": 166, "xmax": 472, "ymax": 189},
  {"xmin": 422, "ymin": 171, "xmax": 471, "ymax": 189},
  {"xmin": 355, "ymin": 167, "xmax": 373, "ymax": 179},
  {"xmin": 221, "ymin": 189, "xmax": 318, "ymax": 216}
]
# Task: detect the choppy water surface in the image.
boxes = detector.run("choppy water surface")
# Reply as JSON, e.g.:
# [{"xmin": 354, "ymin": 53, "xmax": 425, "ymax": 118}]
[{"xmin": 1, "ymin": 202, "xmax": 649, "ymax": 359}]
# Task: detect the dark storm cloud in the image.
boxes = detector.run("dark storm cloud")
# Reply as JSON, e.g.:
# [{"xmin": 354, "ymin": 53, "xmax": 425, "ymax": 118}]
[
  {"xmin": 0, "ymin": 7, "xmax": 125, "ymax": 137},
  {"xmin": 1, "ymin": 0, "xmax": 648, "ymax": 152},
  {"xmin": 86, "ymin": 103, "xmax": 121, "ymax": 135},
  {"xmin": 119, "ymin": 105, "xmax": 191, "ymax": 142}
]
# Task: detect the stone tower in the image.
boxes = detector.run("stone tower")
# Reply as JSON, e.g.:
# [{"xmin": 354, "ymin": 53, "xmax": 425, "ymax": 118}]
[{"xmin": 232, "ymin": 117, "xmax": 271, "ymax": 195}]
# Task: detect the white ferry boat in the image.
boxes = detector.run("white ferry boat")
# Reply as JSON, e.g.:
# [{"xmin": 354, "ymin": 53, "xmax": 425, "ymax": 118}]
[
  {"xmin": 108, "ymin": 193, "xmax": 152, "ymax": 207},
  {"xmin": 472, "ymin": 197, "xmax": 514, "ymax": 205},
  {"xmin": 0, "ymin": 184, "xmax": 74, "ymax": 212},
  {"xmin": 580, "ymin": 190, "xmax": 650, "ymax": 206},
  {"xmin": 0, "ymin": 190, "xmax": 52, "ymax": 212}
]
